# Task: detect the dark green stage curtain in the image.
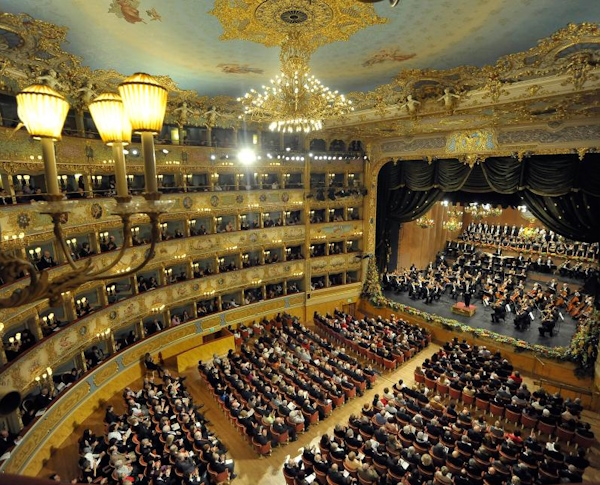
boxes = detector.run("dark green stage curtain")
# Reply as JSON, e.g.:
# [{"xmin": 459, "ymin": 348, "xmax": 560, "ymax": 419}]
[
  {"xmin": 375, "ymin": 163, "xmax": 400, "ymax": 270},
  {"xmin": 392, "ymin": 158, "xmax": 471, "ymax": 191},
  {"xmin": 479, "ymin": 157, "xmax": 522, "ymax": 194},
  {"xmin": 522, "ymin": 155, "xmax": 579, "ymax": 196},
  {"xmin": 521, "ymin": 191, "xmax": 600, "ymax": 242}
]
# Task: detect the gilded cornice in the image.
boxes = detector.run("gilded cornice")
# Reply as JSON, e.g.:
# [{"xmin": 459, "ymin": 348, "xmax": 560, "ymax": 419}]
[
  {"xmin": 309, "ymin": 221, "xmax": 363, "ymax": 241},
  {"xmin": 323, "ymin": 23, "xmax": 600, "ymax": 140},
  {"xmin": 0, "ymin": 261, "xmax": 307, "ymax": 392},
  {"xmin": 0, "ymin": 13, "xmax": 242, "ymax": 127},
  {"xmin": 309, "ymin": 253, "xmax": 362, "ymax": 274},
  {"xmin": 209, "ymin": 0, "xmax": 387, "ymax": 52},
  {"xmin": 0, "ymin": 190, "xmax": 306, "ymax": 241},
  {"xmin": 1, "ymin": 12, "xmax": 598, "ymax": 140}
]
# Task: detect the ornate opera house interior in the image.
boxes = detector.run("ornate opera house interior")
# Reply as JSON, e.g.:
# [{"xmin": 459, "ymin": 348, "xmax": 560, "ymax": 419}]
[{"xmin": 0, "ymin": 1, "xmax": 600, "ymax": 484}]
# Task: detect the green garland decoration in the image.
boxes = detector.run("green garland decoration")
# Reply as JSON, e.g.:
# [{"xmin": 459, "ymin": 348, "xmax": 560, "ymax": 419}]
[{"xmin": 362, "ymin": 262, "xmax": 600, "ymax": 369}]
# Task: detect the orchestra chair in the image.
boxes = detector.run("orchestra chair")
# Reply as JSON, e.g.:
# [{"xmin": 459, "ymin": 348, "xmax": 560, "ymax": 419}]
[
  {"xmin": 424, "ymin": 376, "xmax": 437, "ymax": 391},
  {"xmin": 520, "ymin": 413, "xmax": 538, "ymax": 431},
  {"xmin": 271, "ymin": 428, "xmax": 289, "ymax": 445},
  {"xmin": 489, "ymin": 402, "xmax": 505, "ymax": 420},
  {"xmin": 555, "ymin": 425, "xmax": 575, "ymax": 444},
  {"xmin": 343, "ymin": 462, "xmax": 359, "ymax": 480},
  {"xmin": 475, "ymin": 397, "xmax": 489, "ymax": 414},
  {"xmin": 283, "ymin": 468, "xmax": 296, "ymax": 485},
  {"xmin": 207, "ymin": 464, "xmax": 230, "ymax": 485},
  {"xmin": 436, "ymin": 382, "xmax": 449, "ymax": 397},
  {"xmin": 252, "ymin": 438, "xmax": 271, "ymax": 457},
  {"xmin": 314, "ymin": 469, "xmax": 327, "ymax": 485},
  {"xmin": 461, "ymin": 393, "xmax": 475, "ymax": 408},
  {"xmin": 536, "ymin": 420, "xmax": 556, "ymax": 440},
  {"xmin": 358, "ymin": 475, "xmax": 376, "ymax": 485},
  {"xmin": 449, "ymin": 387, "xmax": 461, "ymax": 401},
  {"xmin": 574, "ymin": 431, "xmax": 596, "ymax": 450},
  {"xmin": 504, "ymin": 408, "xmax": 521, "ymax": 427}
]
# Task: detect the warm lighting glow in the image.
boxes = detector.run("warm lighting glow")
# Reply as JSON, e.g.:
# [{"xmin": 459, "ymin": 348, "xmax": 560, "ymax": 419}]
[
  {"xmin": 238, "ymin": 148, "xmax": 257, "ymax": 165},
  {"xmin": 443, "ymin": 207, "xmax": 463, "ymax": 232},
  {"xmin": 464, "ymin": 203, "xmax": 502, "ymax": 220},
  {"xmin": 238, "ymin": 43, "xmax": 352, "ymax": 134},
  {"xmin": 88, "ymin": 93, "xmax": 132, "ymax": 145},
  {"xmin": 415, "ymin": 216, "xmax": 435, "ymax": 229},
  {"xmin": 16, "ymin": 84, "xmax": 69, "ymax": 140},
  {"xmin": 118, "ymin": 73, "xmax": 168, "ymax": 133}
]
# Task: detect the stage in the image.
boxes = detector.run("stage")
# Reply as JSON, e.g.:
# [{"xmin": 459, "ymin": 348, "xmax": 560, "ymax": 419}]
[{"xmin": 383, "ymin": 275, "xmax": 580, "ymax": 349}]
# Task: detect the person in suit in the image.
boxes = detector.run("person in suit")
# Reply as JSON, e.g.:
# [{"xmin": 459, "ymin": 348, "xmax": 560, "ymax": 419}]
[
  {"xmin": 463, "ymin": 280, "xmax": 472, "ymax": 307},
  {"xmin": 327, "ymin": 463, "xmax": 353, "ymax": 485}
]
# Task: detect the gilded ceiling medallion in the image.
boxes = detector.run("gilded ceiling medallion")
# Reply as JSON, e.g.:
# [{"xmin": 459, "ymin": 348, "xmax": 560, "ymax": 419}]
[{"xmin": 210, "ymin": 0, "xmax": 387, "ymax": 50}]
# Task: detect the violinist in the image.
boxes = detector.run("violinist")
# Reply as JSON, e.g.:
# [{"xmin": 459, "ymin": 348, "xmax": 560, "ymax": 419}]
[
  {"xmin": 527, "ymin": 282, "xmax": 540, "ymax": 299},
  {"xmin": 491, "ymin": 297, "xmax": 507, "ymax": 323},
  {"xmin": 539, "ymin": 306, "xmax": 559, "ymax": 337},
  {"xmin": 514, "ymin": 298, "xmax": 533, "ymax": 331}
]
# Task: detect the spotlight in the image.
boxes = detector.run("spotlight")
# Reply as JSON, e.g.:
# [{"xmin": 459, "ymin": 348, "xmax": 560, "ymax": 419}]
[
  {"xmin": 210, "ymin": 154, "xmax": 216, "ymax": 160},
  {"xmin": 131, "ymin": 149, "xmax": 139, "ymax": 156}
]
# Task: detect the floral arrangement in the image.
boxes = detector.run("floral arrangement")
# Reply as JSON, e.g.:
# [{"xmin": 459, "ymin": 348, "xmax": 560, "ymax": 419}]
[{"xmin": 363, "ymin": 263, "xmax": 599, "ymax": 369}]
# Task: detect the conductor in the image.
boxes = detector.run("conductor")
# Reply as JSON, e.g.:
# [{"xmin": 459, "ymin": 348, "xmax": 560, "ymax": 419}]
[{"xmin": 463, "ymin": 281, "xmax": 472, "ymax": 308}]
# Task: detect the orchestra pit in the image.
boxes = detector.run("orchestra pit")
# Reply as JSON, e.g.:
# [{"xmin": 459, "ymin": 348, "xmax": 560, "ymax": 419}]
[{"xmin": 0, "ymin": 2, "xmax": 599, "ymax": 485}]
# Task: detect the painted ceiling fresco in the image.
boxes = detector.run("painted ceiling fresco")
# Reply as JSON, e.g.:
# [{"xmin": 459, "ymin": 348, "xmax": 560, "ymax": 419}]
[{"xmin": 1, "ymin": 0, "xmax": 600, "ymax": 98}]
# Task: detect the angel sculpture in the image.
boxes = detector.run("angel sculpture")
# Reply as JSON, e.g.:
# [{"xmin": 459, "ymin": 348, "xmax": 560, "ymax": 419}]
[
  {"xmin": 36, "ymin": 69, "xmax": 66, "ymax": 91},
  {"xmin": 203, "ymin": 106, "xmax": 221, "ymax": 128},
  {"xmin": 399, "ymin": 95, "xmax": 421, "ymax": 116},
  {"xmin": 438, "ymin": 88, "xmax": 460, "ymax": 112},
  {"xmin": 77, "ymin": 80, "xmax": 97, "ymax": 107},
  {"xmin": 173, "ymin": 101, "xmax": 197, "ymax": 126}
]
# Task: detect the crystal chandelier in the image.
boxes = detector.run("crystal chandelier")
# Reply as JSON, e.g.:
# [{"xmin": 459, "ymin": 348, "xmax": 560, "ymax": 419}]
[
  {"xmin": 490, "ymin": 206, "xmax": 503, "ymax": 217},
  {"xmin": 238, "ymin": 39, "xmax": 353, "ymax": 133},
  {"xmin": 415, "ymin": 216, "xmax": 435, "ymax": 229},
  {"xmin": 465, "ymin": 203, "xmax": 491, "ymax": 220},
  {"xmin": 0, "ymin": 73, "xmax": 172, "ymax": 308},
  {"xmin": 442, "ymin": 208, "xmax": 463, "ymax": 232}
]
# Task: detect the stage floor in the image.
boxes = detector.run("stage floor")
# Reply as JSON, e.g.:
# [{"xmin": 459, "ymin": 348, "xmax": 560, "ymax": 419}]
[{"xmin": 383, "ymin": 275, "xmax": 581, "ymax": 348}]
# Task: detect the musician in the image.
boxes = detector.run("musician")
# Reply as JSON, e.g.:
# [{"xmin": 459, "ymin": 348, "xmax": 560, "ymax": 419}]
[
  {"xmin": 514, "ymin": 299, "xmax": 533, "ymax": 331},
  {"xmin": 491, "ymin": 299, "xmax": 506, "ymax": 323},
  {"xmin": 424, "ymin": 284, "xmax": 434, "ymax": 304},
  {"xmin": 544, "ymin": 256, "xmax": 554, "ymax": 273},
  {"xmin": 449, "ymin": 280, "xmax": 460, "ymax": 301},
  {"xmin": 547, "ymin": 278, "xmax": 557, "ymax": 294},
  {"xmin": 463, "ymin": 280, "xmax": 473, "ymax": 307},
  {"xmin": 567, "ymin": 292, "xmax": 580, "ymax": 315},
  {"xmin": 539, "ymin": 307, "xmax": 559, "ymax": 337}
]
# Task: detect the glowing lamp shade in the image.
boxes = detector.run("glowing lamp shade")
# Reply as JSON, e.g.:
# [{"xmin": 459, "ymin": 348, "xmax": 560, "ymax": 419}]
[
  {"xmin": 118, "ymin": 73, "xmax": 167, "ymax": 134},
  {"xmin": 16, "ymin": 84, "xmax": 69, "ymax": 140},
  {"xmin": 89, "ymin": 93, "xmax": 132, "ymax": 145}
]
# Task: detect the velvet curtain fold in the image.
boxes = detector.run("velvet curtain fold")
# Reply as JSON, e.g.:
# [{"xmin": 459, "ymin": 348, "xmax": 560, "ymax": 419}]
[
  {"xmin": 376, "ymin": 154, "xmax": 600, "ymax": 268},
  {"xmin": 521, "ymin": 191, "xmax": 600, "ymax": 242}
]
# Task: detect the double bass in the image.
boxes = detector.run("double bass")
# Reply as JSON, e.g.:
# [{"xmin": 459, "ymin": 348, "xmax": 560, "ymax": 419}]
[{"xmin": 567, "ymin": 293, "xmax": 580, "ymax": 315}]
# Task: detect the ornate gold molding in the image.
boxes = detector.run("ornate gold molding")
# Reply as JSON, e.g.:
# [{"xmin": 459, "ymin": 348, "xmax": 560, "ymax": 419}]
[{"xmin": 210, "ymin": 0, "xmax": 386, "ymax": 52}]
